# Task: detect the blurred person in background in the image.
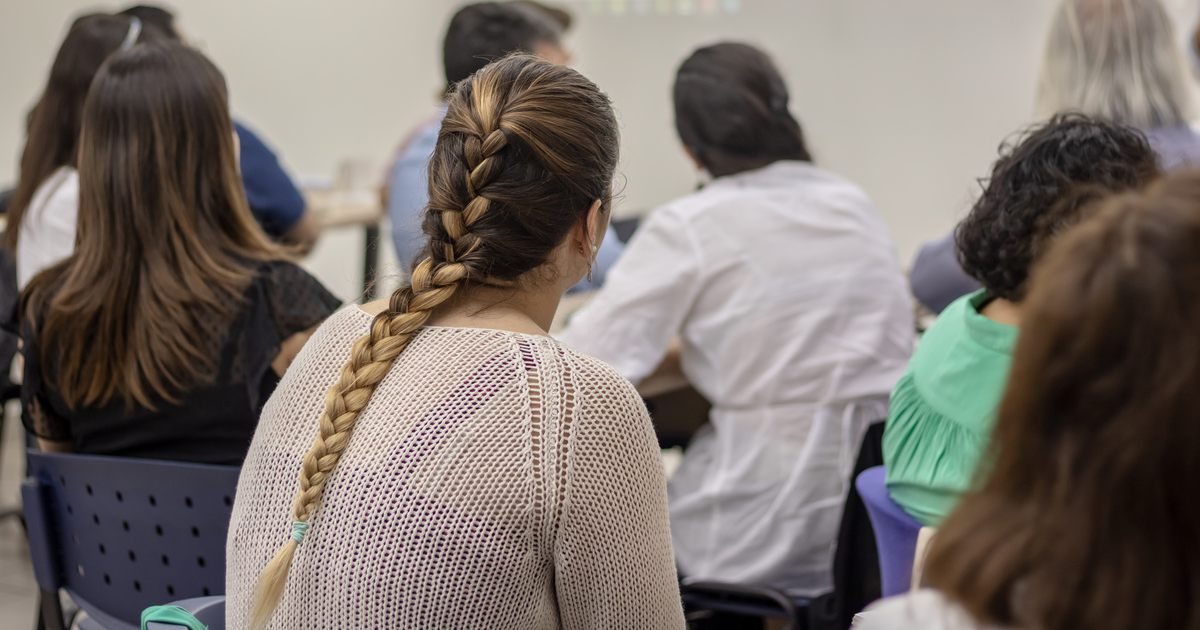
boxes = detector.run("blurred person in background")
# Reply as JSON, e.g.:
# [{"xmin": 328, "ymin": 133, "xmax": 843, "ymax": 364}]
[
  {"xmin": 120, "ymin": 4, "xmax": 323, "ymax": 253},
  {"xmin": 562, "ymin": 42, "xmax": 914, "ymax": 602},
  {"xmin": 859, "ymin": 169, "xmax": 1200, "ymax": 630},
  {"xmin": 883, "ymin": 115, "xmax": 1160, "ymax": 527},
  {"xmin": 911, "ymin": 0, "xmax": 1194, "ymax": 314},
  {"xmin": 21, "ymin": 42, "xmax": 339, "ymax": 465},
  {"xmin": 6, "ymin": 13, "xmax": 157, "ymax": 290},
  {"xmin": 385, "ymin": 1, "xmax": 624, "ymax": 290}
]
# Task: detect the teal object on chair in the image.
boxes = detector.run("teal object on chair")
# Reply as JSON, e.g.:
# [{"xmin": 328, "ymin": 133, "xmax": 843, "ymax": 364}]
[
  {"xmin": 141, "ymin": 605, "xmax": 207, "ymax": 629},
  {"xmin": 143, "ymin": 598, "xmax": 224, "ymax": 630}
]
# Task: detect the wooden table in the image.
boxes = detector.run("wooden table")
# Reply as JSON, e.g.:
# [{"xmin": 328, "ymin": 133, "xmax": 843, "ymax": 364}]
[{"xmin": 305, "ymin": 189, "xmax": 385, "ymax": 300}]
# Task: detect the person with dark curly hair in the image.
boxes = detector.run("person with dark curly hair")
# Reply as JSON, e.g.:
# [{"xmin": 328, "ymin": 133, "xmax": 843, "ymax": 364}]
[
  {"xmin": 911, "ymin": 0, "xmax": 1195, "ymax": 315},
  {"xmin": 882, "ymin": 113, "xmax": 1160, "ymax": 526}
]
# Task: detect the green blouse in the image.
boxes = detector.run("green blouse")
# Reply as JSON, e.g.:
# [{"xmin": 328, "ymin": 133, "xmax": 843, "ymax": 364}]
[{"xmin": 882, "ymin": 290, "xmax": 1018, "ymax": 526}]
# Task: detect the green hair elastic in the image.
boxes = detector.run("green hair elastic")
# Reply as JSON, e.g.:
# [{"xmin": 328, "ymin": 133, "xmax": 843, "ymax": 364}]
[{"xmin": 291, "ymin": 521, "xmax": 310, "ymax": 545}]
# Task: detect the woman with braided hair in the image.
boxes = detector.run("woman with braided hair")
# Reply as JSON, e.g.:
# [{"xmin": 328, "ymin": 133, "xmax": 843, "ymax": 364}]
[{"xmin": 225, "ymin": 55, "xmax": 687, "ymax": 629}]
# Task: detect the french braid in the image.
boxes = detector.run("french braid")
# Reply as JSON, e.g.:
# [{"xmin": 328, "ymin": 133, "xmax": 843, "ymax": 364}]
[{"xmin": 247, "ymin": 62, "xmax": 515, "ymax": 630}]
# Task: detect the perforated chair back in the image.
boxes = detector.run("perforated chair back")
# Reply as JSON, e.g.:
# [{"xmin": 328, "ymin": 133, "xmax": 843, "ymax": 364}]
[
  {"xmin": 855, "ymin": 466, "xmax": 923, "ymax": 597},
  {"xmin": 22, "ymin": 450, "xmax": 239, "ymax": 628}
]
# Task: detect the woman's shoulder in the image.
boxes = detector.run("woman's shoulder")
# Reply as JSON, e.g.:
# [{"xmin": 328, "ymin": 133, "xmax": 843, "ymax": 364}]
[
  {"xmin": 309, "ymin": 303, "xmax": 374, "ymax": 340},
  {"xmin": 550, "ymin": 339, "xmax": 647, "ymax": 411},
  {"xmin": 245, "ymin": 258, "xmax": 341, "ymax": 333},
  {"xmin": 250, "ymin": 258, "xmax": 328, "ymax": 290},
  {"xmin": 910, "ymin": 290, "xmax": 992, "ymax": 358},
  {"xmin": 34, "ymin": 166, "xmax": 79, "ymax": 203},
  {"xmin": 277, "ymin": 304, "xmax": 373, "ymax": 374},
  {"xmin": 855, "ymin": 590, "xmax": 998, "ymax": 630}
]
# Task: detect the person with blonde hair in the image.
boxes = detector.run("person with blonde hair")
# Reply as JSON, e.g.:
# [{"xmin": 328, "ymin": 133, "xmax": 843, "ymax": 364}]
[
  {"xmin": 911, "ymin": 0, "xmax": 1198, "ymax": 314},
  {"xmin": 1037, "ymin": 0, "xmax": 1198, "ymax": 165},
  {"xmin": 224, "ymin": 55, "xmax": 686, "ymax": 629}
]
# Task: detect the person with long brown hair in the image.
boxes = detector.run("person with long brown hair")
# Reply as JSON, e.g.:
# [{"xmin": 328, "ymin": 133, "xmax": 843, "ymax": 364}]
[
  {"xmin": 224, "ymin": 55, "xmax": 686, "ymax": 629},
  {"xmin": 857, "ymin": 171, "xmax": 1200, "ymax": 629},
  {"xmin": 7, "ymin": 12, "xmax": 156, "ymax": 289},
  {"xmin": 20, "ymin": 42, "xmax": 339, "ymax": 465}
]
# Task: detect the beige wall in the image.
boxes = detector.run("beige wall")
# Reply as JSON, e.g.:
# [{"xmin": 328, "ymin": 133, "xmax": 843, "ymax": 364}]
[{"xmin": 2, "ymin": 0, "xmax": 1198, "ymax": 300}]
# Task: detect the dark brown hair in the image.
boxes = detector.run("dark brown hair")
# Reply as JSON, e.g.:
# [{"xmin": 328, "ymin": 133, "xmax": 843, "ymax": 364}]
[
  {"xmin": 22, "ymin": 42, "xmax": 280, "ymax": 410},
  {"xmin": 5, "ymin": 13, "xmax": 155, "ymax": 250},
  {"xmin": 955, "ymin": 113, "xmax": 1160, "ymax": 301},
  {"xmin": 673, "ymin": 42, "xmax": 810, "ymax": 178},
  {"xmin": 248, "ymin": 54, "xmax": 618, "ymax": 629},
  {"xmin": 926, "ymin": 171, "xmax": 1200, "ymax": 630},
  {"xmin": 119, "ymin": 5, "xmax": 180, "ymax": 40},
  {"xmin": 442, "ymin": 2, "xmax": 562, "ymax": 89}
]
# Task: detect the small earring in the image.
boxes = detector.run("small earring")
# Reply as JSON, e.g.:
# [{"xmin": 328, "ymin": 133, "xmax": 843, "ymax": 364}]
[{"xmin": 586, "ymin": 244, "xmax": 598, "ymax": 283}]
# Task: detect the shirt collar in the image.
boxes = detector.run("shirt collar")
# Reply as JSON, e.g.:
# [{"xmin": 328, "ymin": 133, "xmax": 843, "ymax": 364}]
[{"xmin": 963, "ymin": 290, "xmax": 1018, "ymax": 353}]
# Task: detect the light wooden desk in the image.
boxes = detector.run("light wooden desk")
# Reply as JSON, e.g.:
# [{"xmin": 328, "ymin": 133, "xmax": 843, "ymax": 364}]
[
  {"xmin": 306, "ymin": 189, "xmax": 383, "ymax": 229},
  {"xmin": 305, "ymin": 189, "xmax": 385, "ymax": 299}
]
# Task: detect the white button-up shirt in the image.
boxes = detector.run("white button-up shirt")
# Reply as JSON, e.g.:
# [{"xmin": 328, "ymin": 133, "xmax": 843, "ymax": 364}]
[{"xmin": 560, "ymin": 160, "xmax": 914, "ymax": 595}]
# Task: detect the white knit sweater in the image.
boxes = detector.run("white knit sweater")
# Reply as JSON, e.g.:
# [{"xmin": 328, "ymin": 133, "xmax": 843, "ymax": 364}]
[{"xmin": 225, "ymin": 306, "xmax": 686, "ymax": 629}]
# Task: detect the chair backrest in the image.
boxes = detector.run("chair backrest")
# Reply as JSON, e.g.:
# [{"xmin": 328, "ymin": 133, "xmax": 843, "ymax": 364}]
[
  {"xmin": 22, "ymin": 450, "xmax": 240, "ymax": 627},
  {"xmin": 855, "ymin": 466, "xmax": 923, "ymax": 597}
]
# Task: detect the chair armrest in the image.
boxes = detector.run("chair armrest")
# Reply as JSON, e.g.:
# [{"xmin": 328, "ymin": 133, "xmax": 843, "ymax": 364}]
[{"xmin": 680, "ymin": 578, "xmax": 803, "ymax": 619}]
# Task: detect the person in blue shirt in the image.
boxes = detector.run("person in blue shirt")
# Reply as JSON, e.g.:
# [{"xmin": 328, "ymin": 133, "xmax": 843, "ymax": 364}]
[
  {"xmin": 120, "ymin": 5, "xmax": 322, "ymax": 253},
  {"xmin": 385, "ymin": 2, "xmax": 624, "ymax": 291}
]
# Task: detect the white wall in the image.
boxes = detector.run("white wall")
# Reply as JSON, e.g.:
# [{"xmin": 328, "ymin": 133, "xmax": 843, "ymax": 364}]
[{"xmin": 2, "ymin": 0, "xmax": 1199, "ymax": 300}]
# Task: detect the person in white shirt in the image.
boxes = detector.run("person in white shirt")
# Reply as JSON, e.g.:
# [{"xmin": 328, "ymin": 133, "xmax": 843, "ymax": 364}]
[
  {"xmin": 8, "ymin": 13, "xmax": 154, "ymax": 290},
  {"xmin": 856, "ymin": 170, "xmax": 1200, "ymax": 630},
  {"xmin": 560, "ymin": 42, "xmax": 914, "ymax": 597}
]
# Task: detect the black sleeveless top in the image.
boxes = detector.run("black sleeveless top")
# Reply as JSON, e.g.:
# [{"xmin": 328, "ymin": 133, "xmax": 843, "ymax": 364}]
[{"xmin": 21, "ymin": 260, "xmax": 340, "ymax": 465}]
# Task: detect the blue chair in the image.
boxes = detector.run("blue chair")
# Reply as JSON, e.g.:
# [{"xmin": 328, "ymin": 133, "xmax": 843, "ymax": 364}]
[
  {"xmin": 21, "ymin": 450, "xmax": 239, "ymax": 630},
  {"xmin": 855, "ymin": 466, "xmax": 924, "ymax": 597}
]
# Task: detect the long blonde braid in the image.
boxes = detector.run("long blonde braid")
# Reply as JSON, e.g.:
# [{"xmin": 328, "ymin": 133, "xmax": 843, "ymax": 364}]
[{"xmin": 246, "ymin": 65, "xmax": 515, "ymax": 630}]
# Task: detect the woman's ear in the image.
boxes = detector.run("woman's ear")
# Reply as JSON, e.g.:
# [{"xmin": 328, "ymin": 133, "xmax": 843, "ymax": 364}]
[
  {"xmin": 584, "ymin": 199, "xmax": 607, "ymax": 256},
  {"xmin": 570, "ymin": 200, "xmax": 608, "ymax": 264}
]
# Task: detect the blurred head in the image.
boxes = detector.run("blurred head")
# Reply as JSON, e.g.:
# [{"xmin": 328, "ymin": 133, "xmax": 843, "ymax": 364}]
[
  {"xmin": 926, "ymin": 170, "xmax": 1200, "ymax": 630},
  {"xmin": 5, "ymin": 12, "xmax": 155, "ymax": 250},
  {"xmin": 442, "ymin": 2, "xmax": 567, "ymax": 91},
  {"xmin": 119, "ymin": 4, "xmax": 180, "ymax": 40},
  {"xmin": 248, "ymin": 55, "xmax": 618, "ymax": 630},
  {"xmin": 23, "ymin": 42, "xmax": 278, "ymax": 411},
  {"xmin": 1037, "ymin": 0, "xmax": 1191, "ymax": 128},
  {"xmin": 673, "ymin": 42, "xmax": 810, "ymax": 178},
  {"xmin": 511, "ymin": 0, "xmax": 572, "ymax": 30},
  {"xmin": 955, "ymin": 113, "xmax": 1159, "ymax": 302}
]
